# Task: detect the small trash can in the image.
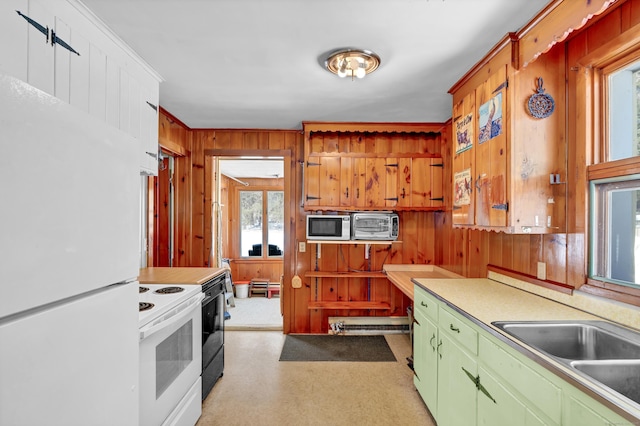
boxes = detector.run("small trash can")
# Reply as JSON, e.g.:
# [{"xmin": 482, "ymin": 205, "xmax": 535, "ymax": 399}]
[{"xmin": 235, "ymin": 283, "xmax": 249, "ymax": 299}]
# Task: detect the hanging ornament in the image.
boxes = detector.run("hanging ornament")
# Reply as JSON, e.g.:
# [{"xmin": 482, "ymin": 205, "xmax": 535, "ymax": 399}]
[{"xmin": 527, "ymin": 77, "xmax": 555, "ymax": 119}]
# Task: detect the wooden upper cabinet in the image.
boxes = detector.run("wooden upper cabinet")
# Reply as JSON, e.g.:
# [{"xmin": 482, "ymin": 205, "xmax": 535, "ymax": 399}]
[
  {"xmin": 449, "ymin": 35, "xmax": 566, "ymax": 234},
  {"xmin": 302, "ymin": 122, "xmax": 445, "ymax": 211}
]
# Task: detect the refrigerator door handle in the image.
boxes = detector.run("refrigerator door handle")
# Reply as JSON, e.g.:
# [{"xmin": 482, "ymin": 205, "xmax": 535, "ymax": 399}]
[{"xmin": 139, "ymin": 293, "xmax": 204, "ymax": 341}]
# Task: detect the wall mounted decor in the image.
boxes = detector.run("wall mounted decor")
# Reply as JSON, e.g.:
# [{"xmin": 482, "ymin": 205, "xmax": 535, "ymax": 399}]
[{"xmin": 527, "ymin": 77, "xmax": 555, "ymax": 118}]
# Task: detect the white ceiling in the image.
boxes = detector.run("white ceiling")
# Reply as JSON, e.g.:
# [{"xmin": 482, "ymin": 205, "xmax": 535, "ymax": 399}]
[{"xmin": 80, "ymin": 0, "xmax": 548, "ymax": 130}]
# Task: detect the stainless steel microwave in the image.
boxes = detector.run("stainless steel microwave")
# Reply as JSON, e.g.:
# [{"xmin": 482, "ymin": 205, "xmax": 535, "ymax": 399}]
[
  {"xmin": 351, "ymin": 212, "xmax": 399, "ymax": 240},
  {"xmin": 306, "ymin": 214, "xmax": 351, "ymax": 241}
]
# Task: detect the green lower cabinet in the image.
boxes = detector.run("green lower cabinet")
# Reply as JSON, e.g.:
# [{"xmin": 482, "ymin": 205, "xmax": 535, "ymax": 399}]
[
  {"xmin": 412, "ymin": 284, "xmax": 637, "ymax": 426},
  {"xmin": 478, "ymin": 335, "xmax": 561, "ymax": 425},
  {"xmin": 437, "ymin": 333, "xmax": 478, "ymax": 426},
  {"xmin": 413, "ymin": 309, "xmax": 438, "ymax": 417},
  {"xmin": 477, "ymin": 366, "xmax": 546, "ymax": 426},
  {"xmin": 562, "ymin": 383, "xmax": 630, "ymax": 426}
]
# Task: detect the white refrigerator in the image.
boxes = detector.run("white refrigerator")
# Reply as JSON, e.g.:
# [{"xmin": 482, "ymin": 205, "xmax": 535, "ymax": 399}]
[{"xmin": 0, "ymin": 73, "xmax": 141, "ymax": 425}]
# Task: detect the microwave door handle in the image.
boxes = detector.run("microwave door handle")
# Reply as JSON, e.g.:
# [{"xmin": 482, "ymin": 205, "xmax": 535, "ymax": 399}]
[{"xmin": 139, "ymin": 293, "xmax": 204, "ymax": 341}]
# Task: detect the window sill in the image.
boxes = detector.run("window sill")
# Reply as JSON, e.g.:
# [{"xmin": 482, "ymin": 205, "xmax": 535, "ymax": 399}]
[{"xmin": 580, "ymin": 279, "xmax": 640, "ymax": 308}]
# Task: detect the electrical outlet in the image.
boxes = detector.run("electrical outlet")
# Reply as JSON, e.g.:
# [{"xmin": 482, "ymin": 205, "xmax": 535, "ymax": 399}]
[
  {"xmin": 299, "ymin": 242, "xmax": 306, "ymax": 253},
  {"xmin": 537, "ymin": 262, "xmax": 546, "ymax": 280}
]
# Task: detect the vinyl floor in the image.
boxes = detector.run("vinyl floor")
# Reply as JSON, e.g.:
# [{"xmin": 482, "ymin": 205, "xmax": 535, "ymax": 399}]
[{"xmin": 197, "ymin": 330, "xmax": 435, "ymax": 426}]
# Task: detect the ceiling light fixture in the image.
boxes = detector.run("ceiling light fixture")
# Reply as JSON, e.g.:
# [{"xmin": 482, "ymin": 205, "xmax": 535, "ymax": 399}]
[{"xmin": 324, "ymin": 48, "xmax": 380, "ymax": 80}]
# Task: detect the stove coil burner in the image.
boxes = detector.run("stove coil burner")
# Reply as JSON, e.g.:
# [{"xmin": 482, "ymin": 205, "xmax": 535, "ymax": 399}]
[
  {"xmin": 139, "ymin": 302, "xmax": 154, "ymax": 312},
  {"xmin": 155, "ymin": 286, "xmax": 184, "ymax": 294},
  {"xmin": 139, "ymin": 286, "xmax": 149, "ymax": 293}
]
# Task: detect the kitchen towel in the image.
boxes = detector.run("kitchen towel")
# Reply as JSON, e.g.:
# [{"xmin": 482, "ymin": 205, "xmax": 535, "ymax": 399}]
[{"xmin": 279, "ymin": 335, "xmax": 396, "ymax": 362}]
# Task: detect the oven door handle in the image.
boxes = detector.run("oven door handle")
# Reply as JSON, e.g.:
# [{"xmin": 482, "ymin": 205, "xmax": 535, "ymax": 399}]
[{"xmin": 139, "ymin": 292, "xmax": 205, "ymax": 341}]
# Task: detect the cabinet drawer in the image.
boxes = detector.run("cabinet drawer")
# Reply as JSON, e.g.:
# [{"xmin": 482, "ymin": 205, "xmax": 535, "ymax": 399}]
[
  {"xmin": 480, "ymin": 335, "xmax": 562, "ymax": 424},
  {"xmin": 439, "ymin": 307, "xmax": 478, "ymax": 355},
  {"xmin": 414, "ymin": 285, "xmax": 438, "ymax": 322}
]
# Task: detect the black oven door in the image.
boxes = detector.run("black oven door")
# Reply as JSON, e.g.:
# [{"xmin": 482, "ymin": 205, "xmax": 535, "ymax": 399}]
[{"xmin": 201, "ymin": 275, "xmax": 225, "ymax": 399}]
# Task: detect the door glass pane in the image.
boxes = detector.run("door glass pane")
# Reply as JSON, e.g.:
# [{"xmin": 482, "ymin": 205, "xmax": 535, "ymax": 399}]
[
  {"xmin": 267, "ymin": 191, "xmax": 284, "ymax": 257},
  {"xmin": 590, "ymin": 177, "xmax": 640, "ymax": 287},
  {"xmin": 240, "ymin": 191, "xmax": 263, "ymax": 257},
  {"xmin": 608, "ymin": 60, "xmax": 640, "ymax": 161}
]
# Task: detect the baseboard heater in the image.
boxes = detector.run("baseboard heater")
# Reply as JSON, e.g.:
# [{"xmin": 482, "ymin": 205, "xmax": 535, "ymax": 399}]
[{"xmin": 328, "ymin": 316, "xmax": 410, "ymax": 335}]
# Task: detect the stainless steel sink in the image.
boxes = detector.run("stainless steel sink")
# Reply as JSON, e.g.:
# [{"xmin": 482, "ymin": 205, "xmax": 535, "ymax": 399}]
[
  {"xmin": 571, "ymin": 360, "xmax": 640, "ymax": 405},
  {"xmin": 491, "ymin": 321, "xmax": 640, "ymax": 360},
  {"xmin": 491, "ymin": 320, "xmax": 640, "ymax": 406}
]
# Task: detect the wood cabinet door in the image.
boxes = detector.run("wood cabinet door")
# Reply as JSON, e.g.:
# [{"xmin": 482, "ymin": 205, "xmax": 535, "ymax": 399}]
[
  {"xmin": 305, "ymin": 155, "xmax": 321, "ymax": 207},
  {"xmin": 429, "ymin": 158, "xmax": 444, "ymax": 208},
  {"xmin": 397, "ymin": 158, "xmax": 412, "ymax": 208},
  {"xmin": 339, "ymin": 157, "xmax": 352, "ymax": 207},
  {"xmin": 365, "ymin": 158, "xmax": 387, "ymax": 208},
  {"xmin": 452, "ymin": 91, "xmax": 475, "ymax": 225},
  {"xmin": 384, "ymin": 158, "xmax": 399, "ymax": 208},
  {"xmin": 475, "ymin": 65, "xmax": 508, "ymax": 227},
  {"xmin": 411, "ymin": 158, "xmax": 444, "ymax": 208},
  {"xmin": 351, "ymin": 157, "xmax": 367, "ymax": 208},
  {"xmin": 318, "ymin": 156, "xmax": 340, "ymax": 207}
]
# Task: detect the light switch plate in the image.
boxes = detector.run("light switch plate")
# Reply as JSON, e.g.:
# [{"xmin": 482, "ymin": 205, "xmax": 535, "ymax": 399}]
[{"xmin": 299, "ymin": 242, "xmax": 306, "ymax": 253}]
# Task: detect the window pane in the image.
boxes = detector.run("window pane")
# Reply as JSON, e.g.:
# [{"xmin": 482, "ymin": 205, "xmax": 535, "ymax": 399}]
[
  {"xmin": 267, "ymin": 191, "xmax": 284, "ymax": 257},
  {"xmin": 590, "ymin": 177, "xmax": 640, "ymax": 287},
  {"xmin": 608, "ymin": 60, "xmax": 640, "ymax": 161},
  {"xmin": 240, "ymin": 191, "xmax": 263, "ymax": 257}
]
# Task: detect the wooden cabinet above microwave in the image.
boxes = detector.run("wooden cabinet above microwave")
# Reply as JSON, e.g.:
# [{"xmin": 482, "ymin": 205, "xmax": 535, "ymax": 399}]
[{"xmin": 302, "ymin": 122, "xmax": 445, "ymax": 212}]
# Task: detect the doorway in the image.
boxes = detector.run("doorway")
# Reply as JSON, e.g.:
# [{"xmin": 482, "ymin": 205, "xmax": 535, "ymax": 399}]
[{"xmin": 213, "ymin": 156, "xmax": 288, "ymax": 330}]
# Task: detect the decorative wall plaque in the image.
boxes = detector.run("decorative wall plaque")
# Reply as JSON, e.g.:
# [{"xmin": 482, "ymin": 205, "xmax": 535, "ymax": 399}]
[{"xmin": 528, "ymin": 77, "xmax": 555, "ymax": 119}]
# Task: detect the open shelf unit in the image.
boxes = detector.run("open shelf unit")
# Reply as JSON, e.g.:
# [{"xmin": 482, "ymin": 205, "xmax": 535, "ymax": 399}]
[{"xmin": 306, "ymin": 240, "xmax": 395, "ymax": 310}]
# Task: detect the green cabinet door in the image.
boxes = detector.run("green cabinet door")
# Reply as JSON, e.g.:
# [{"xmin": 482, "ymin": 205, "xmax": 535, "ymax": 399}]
[
  {"xmin": 477, "ymin": 366, "xmax": 548, "ymax": 426},
  {"xmin": 563, "ymin": 384, "xmax": 630, "ymax": 426},
  {"xmin": 437, "ymin": 333, "xmax": 478, "ymax": 426},
  {"xmin": 414, "ymin": 309, "xmax": 438, "ymax": 416}
]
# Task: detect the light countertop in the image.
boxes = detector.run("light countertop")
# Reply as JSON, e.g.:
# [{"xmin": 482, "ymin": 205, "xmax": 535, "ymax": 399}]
[
  {"xmin": 383, "ymin": 265, "xmax": 462, "ymax": 300},
  {"xmin": 138, "ymin": 267, "xmax": 226, "ymax": 285},
  {"xmin": 410, "ymin": 274, "xmax": 640, "ymax": 422}
]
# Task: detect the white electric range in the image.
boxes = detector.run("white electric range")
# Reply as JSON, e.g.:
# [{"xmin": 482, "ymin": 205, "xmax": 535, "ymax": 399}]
[{"xmin": 138, "ymin": 284, "xmax": 204, "ymax": 426}]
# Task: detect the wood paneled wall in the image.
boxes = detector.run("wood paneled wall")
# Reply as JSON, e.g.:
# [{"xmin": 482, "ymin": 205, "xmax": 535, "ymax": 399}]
[
  {"xmin": 151, "ymin": 0, "xmax": 640, "ymax": 333},
  {"xmin": 154, "ymin": 117, "xmax": 444, "ymax": 333},
  {"xmin": 437, "ymin": 0, "xmax": 640, "ymax": 292}
]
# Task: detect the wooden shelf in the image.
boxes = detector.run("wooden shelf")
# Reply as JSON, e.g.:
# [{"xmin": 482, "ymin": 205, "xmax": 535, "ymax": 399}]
[
  {"xmin": 308, "ymin": 301, "xmax": 391, "ymax": 310},
  {"xmin": 304, "ymin": 271, "xmax": 387, "ymax": 279},
  {"xmin": 306, "ymin": 240, "xmax": 401, "ymax": 245}
]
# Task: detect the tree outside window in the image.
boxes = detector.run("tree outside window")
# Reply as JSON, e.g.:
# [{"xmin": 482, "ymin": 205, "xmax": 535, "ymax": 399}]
[{"xmin": 240, "ymin": 190, "xmax": 283, "ymax": 258}]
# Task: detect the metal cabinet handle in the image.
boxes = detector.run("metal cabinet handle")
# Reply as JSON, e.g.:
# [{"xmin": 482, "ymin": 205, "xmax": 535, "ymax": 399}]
[
  {"xmin": 429, "ymin": 334, "xmax": 436, "ymax": 351},
  {"xmin": 462, "ymin": 367, "xmax": 497, "ymax": 404},
  {"xmin": 450, "ymin": 324, "xmax": 460, "ymax": 333},
  {"xmin": 437, "ymin": 340, "xmax": 443, "ymax": 359},
  {"xmin": 420, "ymin": 301, "xmax": 428, "ymax": 308}
]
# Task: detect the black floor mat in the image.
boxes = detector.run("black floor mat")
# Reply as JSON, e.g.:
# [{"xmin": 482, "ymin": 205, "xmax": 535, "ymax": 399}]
[{"xmin": 279, "ymin": 335, "xmax": 397, "ymax": 362}]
